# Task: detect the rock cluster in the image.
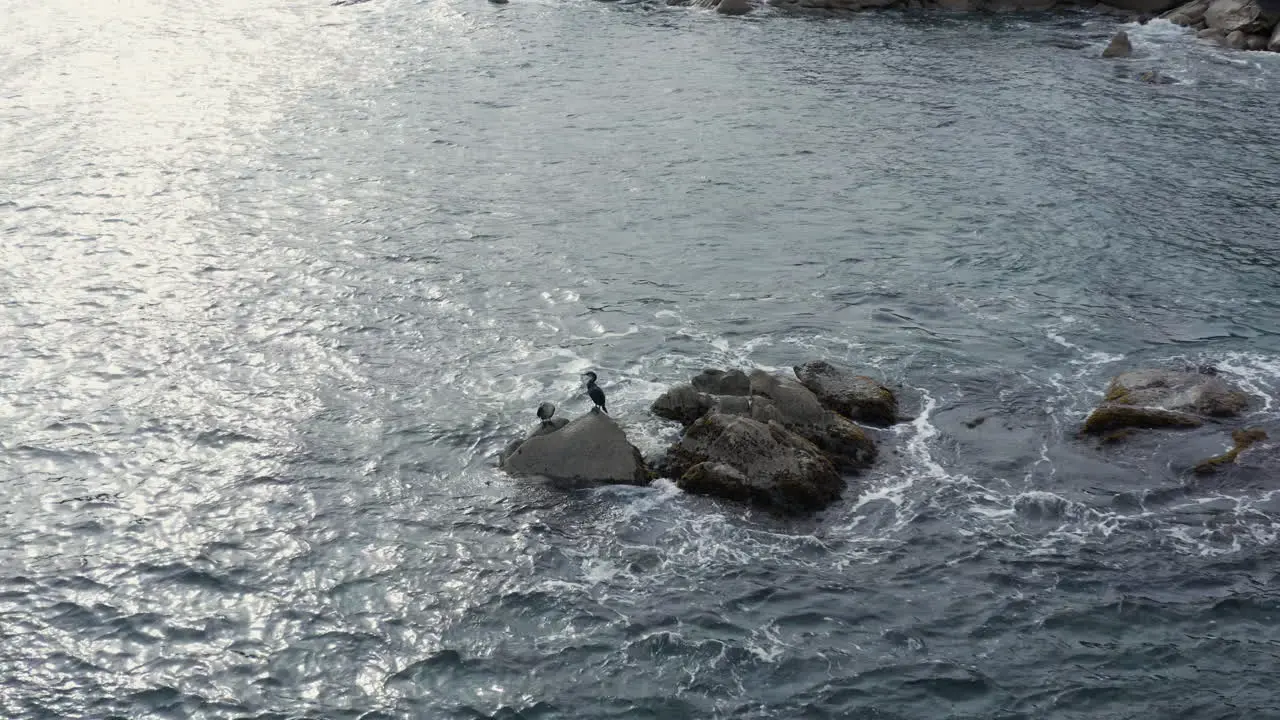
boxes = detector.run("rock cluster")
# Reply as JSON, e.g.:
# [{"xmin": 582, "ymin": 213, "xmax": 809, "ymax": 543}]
[
  {"xmin": 500, "ymin": 362, "xmax": 1268, "ymax": 515},
  {"xmin": 1163, "ymin": 0, "xmax": 1280, "ymax": 51},
  {"xmin": 652, "ymin": 363, "xmax": 897, "ymax": 513},
  {"xmin": 662, "ymin": 0, "xmax": 1280, "ymax": 57},
  {"xmin": 500, "ymin": 360, "xmax": 898, "ymax": 514}
]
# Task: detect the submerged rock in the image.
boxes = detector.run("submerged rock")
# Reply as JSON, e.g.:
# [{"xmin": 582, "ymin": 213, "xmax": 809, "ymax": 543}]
[
  {"xmin": 716, "ymin": 0, "xmax": 754, "ymax": 12},
  {"xmin": 793, "ymin": 360, "xmax": 898, "ymax": 427},
  {"xmin": 1138, "ymin": 69, "xmax": 1178, "ymax": 83},
  {"xmin": 1102, "ymin": 31, "xmax": 1134, "ymax": 57},
  {"xmin": 1194, "ymin": 428, "xmax": 1268, "ymax": 474},
  {"xmin": 666, "ymin": 413, "xmax": 844, "ymax": 513},
  {"xmin": 1082, "ymin": 368, "xmax": 1252, "ymax": 436},
  {"xmin": 502, "ymin": 411, "xmax": 648, "ymax": 485}
]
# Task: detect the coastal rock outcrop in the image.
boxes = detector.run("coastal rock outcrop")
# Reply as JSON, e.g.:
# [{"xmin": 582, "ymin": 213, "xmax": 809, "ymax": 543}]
[
  {"xmin": 1138, "ymin": 69, "xmax": 1178, "ymax": 83},
  {"xmin": 502, "ymin": 410, "xmax": 649, "ymax": 485},
  {"xmin": 1161, "ymin": 0, "xmax": 1280, "ymax": 51},
  {"xmin": 665, "ymin": 413, "xmax": 844, "ymax": 513},
  {"xmin": 1082, "ymin": 368, "xmax": 1252, "ymax": 436}
]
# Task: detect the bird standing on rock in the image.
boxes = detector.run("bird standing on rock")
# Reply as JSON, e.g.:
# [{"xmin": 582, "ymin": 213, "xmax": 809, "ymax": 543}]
[
  {"xmin": 582, "ymin": 371, "xmax": 607, "ymax": 414},
  {"xmin": 536, "ymin": 401, "xmax": 556, "ymax": 424}
]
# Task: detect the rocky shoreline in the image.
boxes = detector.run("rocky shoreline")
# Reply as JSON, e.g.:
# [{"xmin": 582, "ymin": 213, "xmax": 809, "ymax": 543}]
[
  {"xmin": 500, "ymin": 361, "xmax": 1274, "ymax": 515},
  {"xmin": 668, "ymin": 0, "xmax": 1280, "ymax": 56}
]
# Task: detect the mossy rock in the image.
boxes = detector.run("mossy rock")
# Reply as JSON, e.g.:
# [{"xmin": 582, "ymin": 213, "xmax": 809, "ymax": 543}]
[
  {"xmin": 1082, "ymin": 405, "xmax": 1203, "ymax": 435},
  {"xmin": 1083, "ymin": 368, "xmax": 1253, "ymax": 437}
]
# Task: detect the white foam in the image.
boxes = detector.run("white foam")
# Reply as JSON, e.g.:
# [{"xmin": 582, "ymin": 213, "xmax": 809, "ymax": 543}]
[{"xmin": 1214, "ymin": 351, "xmax": 1280, "ymax": 414}]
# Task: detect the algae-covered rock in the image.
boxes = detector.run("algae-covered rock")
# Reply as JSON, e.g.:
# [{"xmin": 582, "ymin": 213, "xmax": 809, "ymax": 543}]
[
  {"xmin": 1105, "ymin": 369, "xmax": 1250, "ymax": 417},
  {"xmin": 1083, "ymin": 405, "xmax": 1204, "ymax": 434},
  {"xmin": 1082, "ymin": 368, "xmax": 1252, "ymax": 437}
]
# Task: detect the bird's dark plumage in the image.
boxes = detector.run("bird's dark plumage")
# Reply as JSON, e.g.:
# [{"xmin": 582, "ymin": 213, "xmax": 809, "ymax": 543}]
[{"xmin": 583, "ymin": 371, "xmax": 607, "ymax": 413}]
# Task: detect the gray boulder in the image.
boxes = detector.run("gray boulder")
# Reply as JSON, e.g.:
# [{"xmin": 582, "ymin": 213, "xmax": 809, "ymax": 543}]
[
  {"xmin": 1204, "ymin": 0, "xmax": 1277, "ymax": 32},
  {"xmin": 666, "ymin": 413, "xmax": 843, "ymax": 513},
  {"xmin": 1103, "ymin": 31, "xmax": 1134, "ymax": 57},
  {"xmin": 1198, "ymin": 26, "xmax": 1228, "ymax": 40},
  {"xmin": 1082, "ymin": 368, "xmax": 1252, "ymax": 436},
  {"xmin": 1226, "ymin": 28, "xmax": 1250, "ymax": 46},
  {"xmin": 1162, "ymin": 0, "xmax": 1211, "ymax": 22},
  {"xmin": 690, "ymin": 368, "xmax": 751, "ymax": 396},
  {"xmin": 651, "ymin": 384, "xmax": 714, "ymax": 426},
  {"xmin": 502, "ymin": 411, "xmax": 648, "ymax": 485},
  {"xmin": 793, "ymin": 360, "xmax": 898, "ymax": 427},
  {"xmin": 748, "ymin": 370, "xmax": 829, "ymax": 426},
  {"xmin": 1271, "ymin": 20, "xmax": 1280, "ymax": 50},
  {"xmin": 716, "ymin": 0, "xmax": 754, "ymax": 12}
]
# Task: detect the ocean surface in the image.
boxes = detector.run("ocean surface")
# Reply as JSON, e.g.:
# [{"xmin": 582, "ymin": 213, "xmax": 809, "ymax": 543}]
[{"xmin": 3, "ymin": 0, "xmax": 1280, "ymax": 717}]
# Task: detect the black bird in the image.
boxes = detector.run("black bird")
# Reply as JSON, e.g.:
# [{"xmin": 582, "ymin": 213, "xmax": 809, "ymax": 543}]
[
  {"xmin": 536, "ymin": 401, "xmax": 556, "ymax": 423},
  {"xmin": 582, "ymin": 371, "xmax": 607, "ymax": 414}
]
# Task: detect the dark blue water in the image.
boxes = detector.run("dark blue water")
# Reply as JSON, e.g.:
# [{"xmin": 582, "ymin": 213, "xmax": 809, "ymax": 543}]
[{"xmin": 3, "ymin": 1, "xmax": 1280, "ymax": 717}]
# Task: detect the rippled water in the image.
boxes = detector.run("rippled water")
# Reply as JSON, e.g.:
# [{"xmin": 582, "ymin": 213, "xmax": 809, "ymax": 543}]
[{"xmin": 4, "ymin": 0, "xmax": 1280, "ymax": 717}]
